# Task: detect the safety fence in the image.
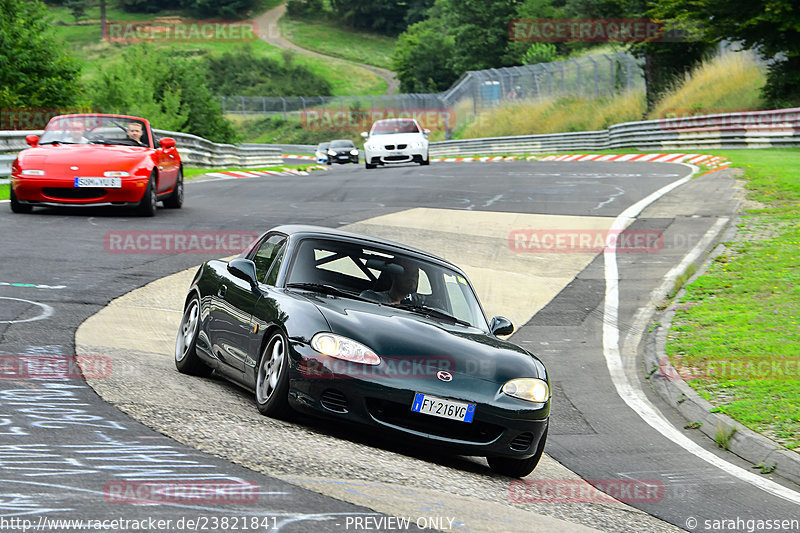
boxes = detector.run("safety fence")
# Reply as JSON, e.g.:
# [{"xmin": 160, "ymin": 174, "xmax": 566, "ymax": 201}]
[{"xmin": 3, "ymin": 108, "xmax": 799, "ymax": 178}]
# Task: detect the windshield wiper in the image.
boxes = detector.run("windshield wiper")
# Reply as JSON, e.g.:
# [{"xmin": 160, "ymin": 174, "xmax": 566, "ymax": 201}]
[
  {"xmin": 39, "ymin": 141, "xmax": 78, "ymax": 145},
  {"xmin": 393, "ymin": 302, "xmax": 472, "ymax": 327},
  {"xmin": 285, "ymin": 283, "xmax": 371, "ymax": 302}
]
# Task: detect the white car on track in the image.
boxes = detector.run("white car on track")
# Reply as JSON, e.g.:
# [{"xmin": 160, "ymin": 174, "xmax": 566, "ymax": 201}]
[{"xmin": 361, "ymin": 118, "xmax": 430, "ymax": 169}]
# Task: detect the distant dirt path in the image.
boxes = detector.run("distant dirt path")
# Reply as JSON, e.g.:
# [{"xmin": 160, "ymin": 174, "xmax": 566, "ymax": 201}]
[{"xmin": 255, "ymin": 4, "xmax": 400, "ymax": 95}]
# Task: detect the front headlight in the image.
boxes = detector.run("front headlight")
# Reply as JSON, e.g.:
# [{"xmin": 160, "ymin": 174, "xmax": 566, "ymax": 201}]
[
  {"xmin": 104, "ymin": 171, "xmax": 130, "ymax": 177},
  {"xmin": 311, "ymin": 332, "xmax": 380, "ymax": 365},
  {"xmin": 21, "ymin": 169, "xmax": 45, "ymax": 176},
  {"xmin": 350, "ymin": 149, "xmax": 359, "ymax": 155},
  {"xmin": 502, "ymin": 378, "xmax": 549, "ymax": 403},
  {"xmin": 327, "ymin": 149, "xmax": 336, "ymax": 156}
]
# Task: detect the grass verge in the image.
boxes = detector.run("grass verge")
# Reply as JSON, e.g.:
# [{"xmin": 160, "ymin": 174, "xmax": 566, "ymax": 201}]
[
  {"xmin": 183, "ymin": 164, "xmax": 323, "ymax": 179},
  {"xmin": 665, "ymin": 148, "xmax": 800, "ymax": 451},
  {"xmin": 278, "ymin": 16, "xmax": 396, "ymax": 70},
  {"xmin": 48, "ymin": 5, "xmax": 387, "ymax": 96},
  {"xmin": 0, "ymin": 184, "xmax": 8, "ymax": 201}
]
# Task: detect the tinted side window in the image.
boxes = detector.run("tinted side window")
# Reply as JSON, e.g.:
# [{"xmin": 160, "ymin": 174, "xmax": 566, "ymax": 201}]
[
  {"xmin": 252, "ymin": 235, "xmax": 286, "ymax": 282},
  {"xmin": 264, "ymin": 245, "xmax": 286, "ymax": 286}
]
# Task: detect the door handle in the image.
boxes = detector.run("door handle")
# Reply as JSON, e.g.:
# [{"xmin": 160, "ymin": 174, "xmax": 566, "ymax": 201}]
[{"xmin": 217, "ymin": 285, "xmax": 227, "ymax": 298}]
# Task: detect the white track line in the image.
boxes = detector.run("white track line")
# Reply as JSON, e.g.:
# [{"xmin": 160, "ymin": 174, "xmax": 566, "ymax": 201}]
[{"xmin": 602, "ymin": 164, "xmax": 800, "ymax": 505}]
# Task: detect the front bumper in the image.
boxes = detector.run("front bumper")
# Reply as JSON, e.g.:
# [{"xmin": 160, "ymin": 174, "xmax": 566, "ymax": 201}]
[
  {"xmin": 287, "ymin": 349, "xmax": 549, "ymax": 459},
  {"xmin": 11, "ymin": 176, "xmax": 149, "ymax": 206},
  {"xmin": 329, "ymin": 152, "xmax": 358, "ymax": 164},
  {"xmin": 363, "ymin": 145, "xmax": 428, "ymax": 165}
]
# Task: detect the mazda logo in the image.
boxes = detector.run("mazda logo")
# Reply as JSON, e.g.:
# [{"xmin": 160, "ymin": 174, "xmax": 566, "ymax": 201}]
[{"xmin": 436, "ymin": 370, "xmax": 453, "ymax": 382}]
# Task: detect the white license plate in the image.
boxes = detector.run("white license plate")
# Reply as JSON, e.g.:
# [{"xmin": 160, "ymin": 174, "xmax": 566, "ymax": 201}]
[
  {"xmin": 74, "ymin": 177, "xmax": 121, "ymax": 188},
  {"xmin": 411, "ymin": 392, "xmax": 475, "ymax": 423},
  {"xmin": 390, "ymin": 151, "xmax": 404, "ymax": 156}
]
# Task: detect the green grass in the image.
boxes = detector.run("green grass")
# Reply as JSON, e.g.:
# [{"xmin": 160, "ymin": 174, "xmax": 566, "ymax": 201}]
[
  {"xmin": 183, "ymin": 164, "xmax": 322, "ymax": 179},
  {"xmin": 278, "ymin": 16, "xmax": 397, "ymax": 70},
  {"xmin": 0, "ymin": 184, "xmax": 8, "ymax": 201},
  {"xmin": 48, "ymin": 5, "xmax": 387, "ymax": 96},
  {"xmin": 665, "ymin": 148, "xmax": 800, "ymax": 450}
]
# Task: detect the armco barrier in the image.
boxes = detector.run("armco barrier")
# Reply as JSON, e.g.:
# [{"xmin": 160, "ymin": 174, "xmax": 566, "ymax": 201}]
[
  {"xmin": 3, "ymin": 108, "xmax": 799, "ymax": 176},
  {"xmin": 430, "ymin": 107, "xmax": 800, "ymax": 156},
  {"xmin": 0, "ymin": 128, "xmax": 283, "ymax": 177}
]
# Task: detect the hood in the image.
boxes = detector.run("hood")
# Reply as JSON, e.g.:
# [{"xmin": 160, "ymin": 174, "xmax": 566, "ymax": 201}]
[
  {"xmin": 367, "ymin": 132, "xmax": 427, "ymax": 146},
  {"xmin": 18, "ymin": 144, "xmax": 151, "ymax": 173},
  {"xmin": 298, "ymin": 293, "xmax": 545, "ymax": 383}
]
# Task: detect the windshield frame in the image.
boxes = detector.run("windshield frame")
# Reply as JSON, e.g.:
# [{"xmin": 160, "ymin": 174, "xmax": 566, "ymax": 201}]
[
  {"xmin": 283, "ymin": 235, "xmax": 490, "ymax": 331},
  {"xmin": 39, "ymin": 114, "xmax": 152, "ymax": 148}
]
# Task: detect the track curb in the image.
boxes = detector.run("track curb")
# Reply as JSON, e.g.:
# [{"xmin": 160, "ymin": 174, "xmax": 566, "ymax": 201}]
[{"xmin": 641, "ymin": 198, "xmax": 800, "ymax": 487}]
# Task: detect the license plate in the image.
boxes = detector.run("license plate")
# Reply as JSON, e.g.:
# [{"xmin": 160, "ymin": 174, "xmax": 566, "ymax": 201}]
[
  {"xmin": 338, "ymin": 155, "xmax": 348, "ymax": 159},
  {"xmin": 411, "ymin": 392, "xmax": 475, "ymax": 423},
  {"xmin": 74, "ymin": 177, "xmax": 121, "ymax": 188},
  {"xmin": 390, "ymin": 151, "xmax": 404, "ymax": 156}
]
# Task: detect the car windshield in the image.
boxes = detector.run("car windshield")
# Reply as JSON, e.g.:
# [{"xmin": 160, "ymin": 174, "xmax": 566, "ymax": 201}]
[
  {"xmin": 370, "ymin": 119, "xmax": 420, "ymax": 135},
  {"xmin": 285, "ymin": 238, "xmax": 488, "ymax": 330},
  {"xmin": 330, "ymin": 140, "xmax": 354, "ymax": 148},
  {"xmin": 39, "ymin": 116, "xmax": 150, "ymax": 147}
]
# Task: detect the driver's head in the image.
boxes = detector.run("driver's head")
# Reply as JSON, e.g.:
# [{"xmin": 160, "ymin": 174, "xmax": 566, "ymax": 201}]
[
  {"xmin": 391, "ymin": 262, "xmax": 419, "ymax": 296},
  {"xmin": 127, "ymin": 122, "xmax": 143, "ymax": 142}
]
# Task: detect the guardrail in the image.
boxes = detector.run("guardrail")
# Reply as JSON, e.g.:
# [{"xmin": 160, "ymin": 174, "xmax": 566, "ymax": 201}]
[
  {"xmin": 3, "ymin": 108, "xmax": 799, "ymax": 178},
  {"xmin": 430, "ymin": 107, "xmax": 800, "ymax": 156},
  {"xmin": 0, "ymin": 129, "xmax": 284, "ymax": 178}
]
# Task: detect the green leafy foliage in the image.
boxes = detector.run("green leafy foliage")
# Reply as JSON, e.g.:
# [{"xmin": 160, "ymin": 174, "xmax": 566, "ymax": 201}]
[
  {"xmin": 328, "ymin": 0, "xmax": 434, "ymax": 36},
  {"xmin": 203, "ymin": 47, "xmax": 333, "ymax": 97},
  {"xmin": 0, "ymin": 0, "xmax": 82, "ymax": 109},
  {"xmin": 653, "ymin": 0, "xmax": 800, "ymax": 106},
  {"xmin": 523, "ymin": 43, "xmax": 558, "ymax": 65},
  {"xmin": 88, "ymin": 46, "xmax": 237, "ymax": 143},
  {"xmin": 118, "ymin": 0, "xmax": 258, "ymax": 18},
  {"xmin": 392, "ymin": 18, "xmax": 458, "ymax": 93}
]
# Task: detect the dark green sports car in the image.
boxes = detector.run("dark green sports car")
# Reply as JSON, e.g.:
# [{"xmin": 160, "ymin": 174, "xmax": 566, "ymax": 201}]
[{"xmin": 175, "ymin": 225, "xmax": 550, "ymax": 477}]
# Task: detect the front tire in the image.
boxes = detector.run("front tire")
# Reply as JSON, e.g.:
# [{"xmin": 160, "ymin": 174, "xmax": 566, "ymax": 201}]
[
  {"xmin": 175, "ymin": 296, "xmax": 213, "ymax": 377},
  {"xmin": 487, "ymin": 425, "xmax": 548, "ymax": 478},
  {"xmin": 137, "ymin": 171, "xmax": 157, "ymax": 217},
  {"xmin": 420, "ymin": 152, "xmax": 430, "ymax": 166},
  {"xmin": 255, "ymin": 331, "xmax": 291, "ymax": 417},
  {"xmin": 9, "ymin": 187, "xmax": 33, "ymax": 214},
  {"xmin": 163, "ymin": 167, "xmax": 183, "ymax": 209}
]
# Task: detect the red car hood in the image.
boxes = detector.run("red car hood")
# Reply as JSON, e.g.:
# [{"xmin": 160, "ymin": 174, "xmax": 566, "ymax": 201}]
[{"xmin": 18, "ymin": 144, "xmax": 152, "ymax": 174}]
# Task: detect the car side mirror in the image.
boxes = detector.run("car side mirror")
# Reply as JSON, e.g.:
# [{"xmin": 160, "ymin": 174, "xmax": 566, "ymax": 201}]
[
  {"xmin": 489, "ymin": 316, "xmax": 514, "ymax": 336},
  {"xmin": 25, "ymin": 135, "xmax": 39, "ymax": 147},
  {"xmin": 228, "ymin": 258, "xmax": 258, "ymax": 288},
  {"xmin": 360, "ymin": 132, "xmax": 369, "ymax": 139},
  {"xmin": 159, "ymin": 137, "xmax": 176, "ymax": 149},
  {"xmin": 423, "ymin": 129, "xmax": 431, "ymax": 135}
]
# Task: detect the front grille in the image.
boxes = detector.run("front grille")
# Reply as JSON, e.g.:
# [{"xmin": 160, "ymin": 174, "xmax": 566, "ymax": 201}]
[
  {"xmin": 384, "ymin": 156, "xmax": 409, "ymax": 162},
  {"xmin": 397, "ymin": 144, "xmax": 407, "ymax": 149},
  {"xmin": 509, "ymin": 432, "xmax": 534, "ymax": 451},
  {"xmin": 366, "ymin": 398, "xmax": 503, "ymax": 443},
  {"xmin": 42, "ymin": 187, "xmax": 105, "ymax": 200},
  {"xmin": 320, "ymin": 389, "xmax": 348, "ymax": 413},
  {"xmin": 384, "ymin": 145, "xmax": 395, "ymax": 150}
]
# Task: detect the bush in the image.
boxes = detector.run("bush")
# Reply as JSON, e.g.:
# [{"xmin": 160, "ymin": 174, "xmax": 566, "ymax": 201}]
[{"xmin": 88, "ymin": 46, "xmax": 237, "ymax": 143}]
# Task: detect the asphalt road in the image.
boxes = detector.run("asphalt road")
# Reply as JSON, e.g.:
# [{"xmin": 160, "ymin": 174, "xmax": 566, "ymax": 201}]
[{"xmin": 1, "ymin": 161, "xmax": 798, "ymax": 532}]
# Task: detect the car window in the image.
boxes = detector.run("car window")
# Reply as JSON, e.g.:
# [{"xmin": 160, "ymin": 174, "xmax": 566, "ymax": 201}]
[
  {"xmin": 264, "ymin": 245, "xmax": 286, "ymax": 286},
  {"xmin": 370, "ymin": 119, "xmax": 420, "ymax": 135},
  {"xmin": 286, "ymin": 238, "xmax": 488, "ymax": 329},
  {"xmin": 251, "ymin": 235, "xmax": 286, "ymax": 282},
  {"xmin": 330, "ymin": 140, "xmax": 354, "ymax": 148},
  {"xmin": 39, "ymin": 116, "xmax": 150, "ymax": 147}
]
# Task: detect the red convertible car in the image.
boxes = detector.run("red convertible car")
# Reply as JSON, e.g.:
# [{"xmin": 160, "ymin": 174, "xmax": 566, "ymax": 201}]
[{"xmin": 10, "ymin": 114, "xmax": 183, "ymax": 216}]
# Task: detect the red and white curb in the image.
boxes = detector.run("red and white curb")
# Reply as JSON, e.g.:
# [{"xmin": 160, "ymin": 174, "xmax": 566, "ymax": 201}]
[
  {"xmin": 203, "ymin": 166, "xmax": 328, "ymax": 180},
  {"xmin": 539, "ymin": 153, "xmax": 730, "ymax": 168},
  {"xmin": 429, "ymin": 153, "xmax": 729, "ymax": 169},
  {"xmin": 282, "ymin": 154, "xmax": 317, "ymax": 160}
]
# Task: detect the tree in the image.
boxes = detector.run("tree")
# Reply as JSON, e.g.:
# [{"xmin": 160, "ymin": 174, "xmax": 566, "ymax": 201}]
[
  {"xmin": 392, "ymin": 18, "xmax": 458, "ymax": 92},
  {"xmin": 0, "ymin": 0, "xmax": 82, "ymax": 109},
  {"xmin": 328, "ymin": 0, "xmax": 434, "ymax": 36},
  {"xmin": 653, "ymin": 0, "xmax": 800, "ymax": 106},
  {"xmin": 89, "ymin": 47, "xmax": 237, "ymax": 143}
]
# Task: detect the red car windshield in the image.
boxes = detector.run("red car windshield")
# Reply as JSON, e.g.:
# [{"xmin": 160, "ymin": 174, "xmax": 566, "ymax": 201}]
[
  {"xmin": 39, "ymin": 116, "xmax": 150, "ymax": 148},
  {"xmin": 370, "ymin": 119, "xmax": 421, "ymax": 135}
]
